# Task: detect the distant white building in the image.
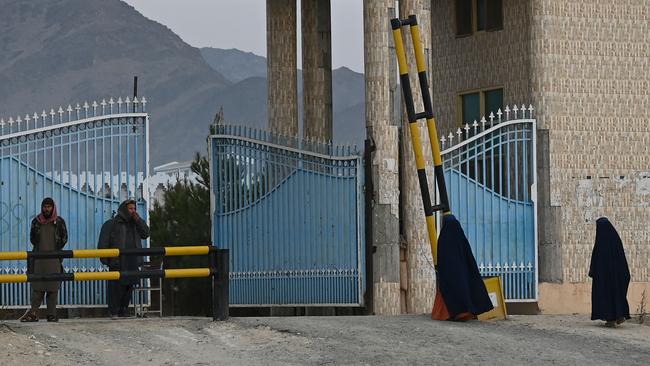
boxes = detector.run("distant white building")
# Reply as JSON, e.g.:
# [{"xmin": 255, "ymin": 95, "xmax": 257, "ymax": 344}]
[{"xmin": 150, "ymin": 161, "xmax": 200, "ymax": 206}]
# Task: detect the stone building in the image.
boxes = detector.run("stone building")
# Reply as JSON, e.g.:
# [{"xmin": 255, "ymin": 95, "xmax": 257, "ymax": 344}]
[
  {"xmin": 428, "ymin": 0, "xmax": 650, "ymax": 313},
  {"xmin": 266, "ymin": 0, "xmax": 650, "ymax": 314}
]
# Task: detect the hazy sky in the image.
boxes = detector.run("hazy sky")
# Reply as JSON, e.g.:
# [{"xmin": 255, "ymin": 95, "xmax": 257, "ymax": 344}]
[{"xmin": 123, "ymin": 0, "xmax": 365, "ymax": 72}]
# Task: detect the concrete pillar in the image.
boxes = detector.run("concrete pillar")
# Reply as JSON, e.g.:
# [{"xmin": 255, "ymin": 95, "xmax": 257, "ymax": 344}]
[
  {"xmin": 302, "ymin": 0, "xmax": 332, "ymax": 142},
  {"xmin": 364, "ymin": 0, "xmax": 401, "ymax": 315},
  {"xmin": 267, "ymin": 0, "xmax": 298, "ymax": 137},
  {"xmin": 398, "ymin": 0, "xmax": 435, "ymax": 314}
]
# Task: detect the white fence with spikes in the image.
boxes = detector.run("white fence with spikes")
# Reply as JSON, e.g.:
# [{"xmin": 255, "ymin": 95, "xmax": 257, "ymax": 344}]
[
  {"xmin": 0, "ymin": 96, "xmax": 147, "ymax": 137},
  {"xmin": 440, "ymin": 104, "xmax": 534, "ymax": 151}
]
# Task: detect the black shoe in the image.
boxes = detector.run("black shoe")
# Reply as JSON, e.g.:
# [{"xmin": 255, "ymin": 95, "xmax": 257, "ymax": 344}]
[{"xmin": 46, "ymin": 315, "xmax": 59, "ymax": 322}]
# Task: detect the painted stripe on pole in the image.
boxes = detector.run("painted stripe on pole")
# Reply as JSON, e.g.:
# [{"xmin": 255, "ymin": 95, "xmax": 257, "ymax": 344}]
[
  {"xmin": 74, "ymin": 271, "xmax": 120, "ymax": 281},
  {"xmin": 165, "ymin": 246, "xmax": 211, "ymax": 256},
  {"xmin": 0, "ymin": 252, "xmax": 27, "ymax": 260},
  {"xmin": 73, "ymin": 249, "xmax": 120, "ymax": 258},
  {"xmin": 164, "ymin": 268, "xmax": 212, "ymax": 279},
  {"xmin": 0, "ymin": 274, "xmax": 28, "ymax": 283}
]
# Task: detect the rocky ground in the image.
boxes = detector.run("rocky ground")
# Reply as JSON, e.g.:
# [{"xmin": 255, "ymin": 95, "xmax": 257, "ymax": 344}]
[{"xmin": 0, "ymin": 315, "xmax": 648, "ymax": 365}]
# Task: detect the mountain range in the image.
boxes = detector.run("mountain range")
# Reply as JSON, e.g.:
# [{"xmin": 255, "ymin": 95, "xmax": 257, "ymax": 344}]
[{"xmin": 0, "ymin": 0, "xmax": 365, "ymax": 166}]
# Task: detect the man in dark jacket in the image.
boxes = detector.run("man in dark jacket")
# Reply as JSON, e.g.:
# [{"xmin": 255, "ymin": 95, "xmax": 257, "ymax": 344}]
[
  {"xmin": 20, "ymin": 197, "xmax": 68, "ymax": 322},
  {"xmin": 98, "ymin": 199, "xmax": 150, "ymax": 318}
]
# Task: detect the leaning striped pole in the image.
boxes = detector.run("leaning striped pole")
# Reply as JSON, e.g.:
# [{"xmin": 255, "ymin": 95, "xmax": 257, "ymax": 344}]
[
  {"xmin": 405, "ymin": 16, "xmax": 451, "ymax": 219},
  {"xmin": 390, "ymin": 17, "xmax": 440, "ymax": 266}
]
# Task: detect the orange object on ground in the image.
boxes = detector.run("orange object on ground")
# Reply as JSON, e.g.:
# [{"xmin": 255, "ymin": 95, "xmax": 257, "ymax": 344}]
[{"xmin": 431, "ymin": 288, "xmax": 474, "ymax": 321}]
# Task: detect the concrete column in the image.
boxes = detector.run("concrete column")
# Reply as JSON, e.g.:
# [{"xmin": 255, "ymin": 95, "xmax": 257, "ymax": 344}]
[
  {"xmin": 364, "ymin": 0, "xmax": 401, "ymax": 315},
  {"xmin": 398, "ymin": 0, "xmax": 435, "ymax": 314},
  {"xmin": 267, "ymin": 0, "xmax": 298, "ymax": 137},
  {"xmin": 302, "ymin": 0, "xmax": 332, "ymax": 142}
]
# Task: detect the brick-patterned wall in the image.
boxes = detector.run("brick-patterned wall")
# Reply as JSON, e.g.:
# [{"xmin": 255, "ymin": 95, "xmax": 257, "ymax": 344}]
[
  {"xmin": 430, "ymin": 0, "xmax": 650, "ymax": 286},
  {"xmin": 530, "ymin": 0, "xmax": 650, "ymax": 283},
  {"xmin": 430, "ymin": 0, "xmax": 532, "ymax": 132},
  {"xmin": 364, "ymin": 0, "xmax": 401, "ymax": 315},
  {"xmin": 267, "ymin": 0, "xmax": 298, "ymax": 137},
  {"xmin": 302, "ymin": 0, "xmax": 333, "ymax": 142}
]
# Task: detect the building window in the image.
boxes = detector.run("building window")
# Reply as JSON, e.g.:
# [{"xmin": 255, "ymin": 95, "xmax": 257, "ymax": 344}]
[
  {"xmin": 459, "ymin": 88, "xmax": 503, "ymax": 126},
  {"xmin": 455, "ymin": 0, "xmax": 503, "ymax": 37}
]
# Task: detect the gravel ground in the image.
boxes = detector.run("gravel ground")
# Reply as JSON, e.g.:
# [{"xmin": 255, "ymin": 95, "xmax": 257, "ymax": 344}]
[{"xmin": 0, "ymin": 315, "xmax": 648, "ymax": 365}]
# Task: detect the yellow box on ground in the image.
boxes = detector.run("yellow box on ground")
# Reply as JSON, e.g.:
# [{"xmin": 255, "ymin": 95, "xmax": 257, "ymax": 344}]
[{"xmin": 478, "ymin": 276, "xmax": 507, "ymax": 321}]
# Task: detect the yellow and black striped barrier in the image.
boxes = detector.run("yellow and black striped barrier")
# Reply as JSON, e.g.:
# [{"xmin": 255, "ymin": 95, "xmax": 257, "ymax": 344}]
[
  {"xmin": 0, "ymin": 245, "xmax": 229, "ymax": 321},
  {"xmin": 0, "ymin": 245, "xmax": 216, "ymax": 261},
  {"xmin": 391, "ymin": 15, "xmax": 451, "ymax": 265}
]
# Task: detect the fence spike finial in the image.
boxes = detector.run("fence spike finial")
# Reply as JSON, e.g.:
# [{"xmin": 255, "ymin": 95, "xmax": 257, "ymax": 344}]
[
  {"xmin": 456, "ymin": 127, "xmax": 462, "ymax": 142},
  {"xmin": 448, "ymin": 132, "xmax": 454, "ymax": 145},
  {"xmin": 528, "ymin": 104, "xmax": 534, "ymax": 118},
  {"xmin": 489, "ymin": 111, "xmax": 495, "ymax": 125},
  {"xmin": 464, "ymin": 123, "xmax": 470, "ymax": 138},
  {"xmin": 441, "ymin": 135, "xmax": 446, "ymax": 149},
  {"xmin": 58, "ymin": 106, "xmax": 64, "ymax": 116},
  {"xmin": 504, "ymin": 105, "xmax": 510, "ymax": 120},
  {"xmin": 479, "ymin": 117, "xmax": 486, "ymax": 131},
  {"xmin": 497, "ymin": 108, "xmax": 503, "ymax": 122},
  {"xmin": 513, "ymin": 104, "xmax": 519, "ymax": 119}
]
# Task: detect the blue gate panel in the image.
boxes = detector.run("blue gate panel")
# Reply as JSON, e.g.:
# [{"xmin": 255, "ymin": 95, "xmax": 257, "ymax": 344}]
[
  {"xmin": 211, "ymin": 126, "xmax": 364, "ymax": 306},
  {"xmin": 440, "ymin": 114, "xmax": 538, "ymax": 301},
  {"xmin": 1, "ymin": 100, "xmax": 149, "ymax": 307}
]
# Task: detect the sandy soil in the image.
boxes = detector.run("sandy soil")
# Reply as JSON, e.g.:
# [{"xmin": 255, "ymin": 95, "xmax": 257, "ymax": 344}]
[{"xmin": 0, "ymin": 315, "xmax": 648, "ymax": 365}]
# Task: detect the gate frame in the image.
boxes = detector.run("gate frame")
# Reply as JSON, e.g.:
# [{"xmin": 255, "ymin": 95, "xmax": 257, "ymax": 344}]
[
  {"xmin": 208, "ymin": 128, "xmax": 366, "ymax": 307},
  {"xmin": 0, "ymin": 99, "xmax": 151, "ymax": 308},
  {"xmin": 439, "ymin": 117, "xmax": 539, "ymax": 302}
]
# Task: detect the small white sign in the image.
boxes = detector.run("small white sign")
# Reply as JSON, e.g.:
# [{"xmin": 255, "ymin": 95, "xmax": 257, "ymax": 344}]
[{"xmin": 489, "ymin": 292, "xmax": 499, "ymax": 308}]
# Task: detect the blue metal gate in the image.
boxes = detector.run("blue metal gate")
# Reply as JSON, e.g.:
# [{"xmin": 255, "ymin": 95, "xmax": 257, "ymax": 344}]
[
  {"xmin": 210, "ymin": 125, "xmax": 364, "ymax": 306},
  {"xmin": 439, "ymin": 106, "xmax": 538, "ymax": 301},
  {"xmin": 0, "ymin": 97, "xmax": 149, "ymax": 307}
]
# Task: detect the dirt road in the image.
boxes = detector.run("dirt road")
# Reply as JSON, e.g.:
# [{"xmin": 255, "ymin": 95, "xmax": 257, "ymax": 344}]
[{"xmin": 1, "ymin": 315, "xmax": 648, "ymax": 365}]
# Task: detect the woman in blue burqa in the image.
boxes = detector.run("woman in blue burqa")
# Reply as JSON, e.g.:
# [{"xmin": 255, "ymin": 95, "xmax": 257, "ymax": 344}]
[{"xmin": 589, "ymin": 217, "xmax": 631, "ymax": 327}]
